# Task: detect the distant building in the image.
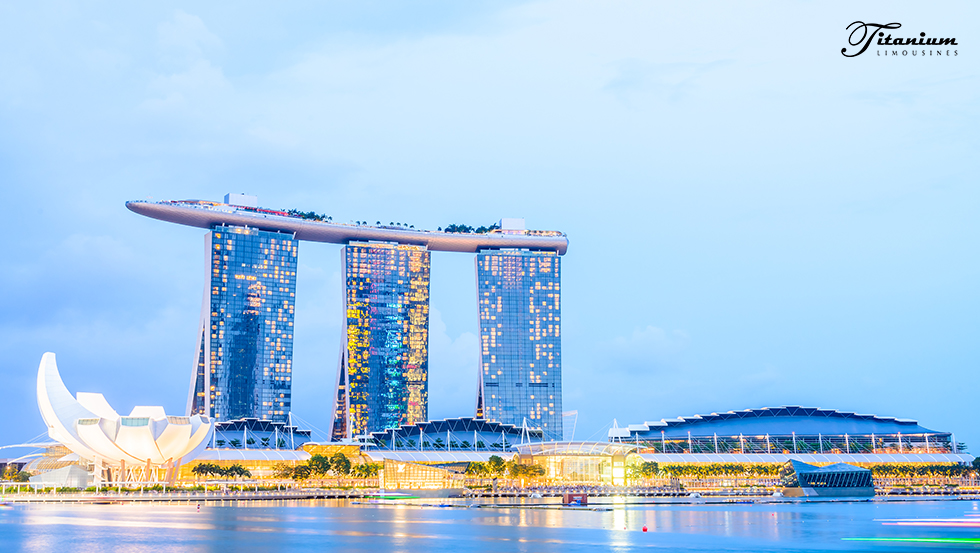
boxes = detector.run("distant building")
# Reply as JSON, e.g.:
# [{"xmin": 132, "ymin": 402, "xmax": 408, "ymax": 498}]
[
  {"xmin": 213, "ymin": 418, "xmax": 312, "ymax": 450},
  {"xmin": 780, "ymin": 460, "xmax": 874, "ymax": 497},
  {"xmin": 365, "ymin": 417, "xmax": 542, "ymax": 452},
  {"xmin": 610, "ymin": 406, "xmax": 970, "ymax": 464},
  {"xmin": 475, "ymin": 249, "xmax": 562, "ymax": 440},
  {"xmin": 331, "ymin": 242, "xmax": 431, "ymax": 440},
  {"xmin": 188, "ymin": 224, "xmax": 298, "ymax": 423}
]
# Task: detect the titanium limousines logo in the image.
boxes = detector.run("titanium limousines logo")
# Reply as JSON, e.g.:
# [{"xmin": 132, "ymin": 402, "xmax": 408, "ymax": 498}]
[{"xmin": 842, "ymin": 22, "xmax": 959, "ymax": 57}]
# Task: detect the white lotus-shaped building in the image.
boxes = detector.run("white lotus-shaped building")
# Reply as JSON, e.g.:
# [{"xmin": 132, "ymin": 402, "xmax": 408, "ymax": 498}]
[{"xmin": 37, "ymin": 352, "xmax": 213, "ymax": 483}]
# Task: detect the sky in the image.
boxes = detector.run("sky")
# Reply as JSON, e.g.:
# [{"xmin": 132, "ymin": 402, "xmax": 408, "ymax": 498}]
[{"xmin": 0, "ymin": 1, "xmax": 977, "ymax": 451}]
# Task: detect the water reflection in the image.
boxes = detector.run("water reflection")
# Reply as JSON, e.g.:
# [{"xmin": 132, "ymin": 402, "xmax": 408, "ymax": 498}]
[{"xmin": 0, "ymin": 500, "xmax": 976, "ymax": 552}]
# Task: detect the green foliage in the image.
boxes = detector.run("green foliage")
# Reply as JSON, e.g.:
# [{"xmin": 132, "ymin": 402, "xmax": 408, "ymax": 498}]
[
  {"xmin": 465, "ymin": 462, "xmax": 488, "ymax": 477},
  {"xmin": 190, "ymin": 463, "xmax": 251, "ymax": 479},
  {"xmin": 285, "ymin": 209, "xmax": 332, "ymax": 222},
  {"xmin": 443, "ymin": 223, "xmax": 500, "ymax": 234},
  {"xmin": 351, "ymin": 463, "xmax": 381, "ymax": 478},
  {"xmin": 506, "ymin": 461, "xmax": 545, "ymax": 479},
  {"xmin": 273, "ymin": 463, "xmax": 294, "ymax": 479},
  {"xmin": 307, "ymin": 454, "xmax": 332, "ymax": 477},
  {"xmin": 868, "ymin": 463, "xmax": 971, "ymax": 478},
  {"xmin": 658, "ymin": 463, "xmax": 782, "ymax": 478},
  {"xmin": 487, "ymin": 455, "xmax": 506, "ymax": 477},
  {"xmin": 229, "ymin": 439, "xmax": 242, "ymax": 449},
  {"xmin": 627, "ymin": 461, "xmax": 660, "ymax": 480},
  {"xmin": 329, "ymin": 453, "xmax": 352, "ymax": 476},
  {"xmin": 3, "ymin": 465, "xmax": 30, "ymax": 482}
]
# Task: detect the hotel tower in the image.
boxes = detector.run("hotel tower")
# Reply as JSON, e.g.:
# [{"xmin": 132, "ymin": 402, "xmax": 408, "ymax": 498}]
[
  {"xmin": 127, "ymin": 197, "xmax": 567, "ymax": 438},
  {"xmin": 330, "ymin": 243, "xmax": 431, "ymax": 440},
  {"xmin": 475, "ymin": 249, "xmax": 562, "ymax": 440}
]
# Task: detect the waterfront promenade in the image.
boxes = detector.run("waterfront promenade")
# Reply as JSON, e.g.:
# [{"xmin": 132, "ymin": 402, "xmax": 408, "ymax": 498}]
[{"xmin": 4, "ymin": 485, "xmax": 980, "ymax": 504}]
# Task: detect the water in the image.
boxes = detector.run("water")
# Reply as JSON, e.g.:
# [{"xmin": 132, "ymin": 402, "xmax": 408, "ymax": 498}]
[{"xmin": 0, "ymin": 498, "xmax": 977, "ymax": 552}]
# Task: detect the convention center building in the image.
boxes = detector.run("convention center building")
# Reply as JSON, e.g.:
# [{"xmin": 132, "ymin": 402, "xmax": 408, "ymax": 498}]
[{"xmin": 608, "ymin": 406, "xmax": 969, "ymax": 464}]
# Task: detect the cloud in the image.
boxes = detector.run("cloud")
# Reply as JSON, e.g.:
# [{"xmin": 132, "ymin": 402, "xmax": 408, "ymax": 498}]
[
  {"xmin": 604, "ymin": 59, "xmax": 734, "ymax": 102},
  {"xmin": 604, "ymin": 325, "xmax": 690, "ymax": 372},
  {"xmin": 157, "ymin": 10, "xmax": 223, "ymax": 67}
]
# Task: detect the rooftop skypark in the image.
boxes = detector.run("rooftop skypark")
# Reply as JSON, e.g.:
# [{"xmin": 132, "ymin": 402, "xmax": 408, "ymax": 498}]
[{"xmin": 127, "ymin": 198, "xmax": 567, "ymax": 254}]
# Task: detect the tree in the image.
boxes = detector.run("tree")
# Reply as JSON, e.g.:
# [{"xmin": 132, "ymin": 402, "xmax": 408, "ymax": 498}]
[
  {"xmin": 191, "ymin": 464, "xmax": 210, "ymax": 479},
  {"xmin": 466, "ymin": 462, "xmax": 488, "ymax": 477},
  {"xmin": 216, "ymin": 439, "xmax": 226, "ymax": 447},
  {"xmin": 261, "ymin": 437, "xmax": 270, "ymax": 448},
  {"xmin": 292, "ymin": 465, "xmax": 311, "ymax": 480},
  {"xmin": 487, "ymin": 455, "xmax": 506, "ymax": 477},
  {"xmin": 639, "ymin": 461, "xmax": 660, "ymax": 478},
  {"xmin": 229, "ymin": 439, "xmax": 242, "ymax": 449},
  {"xmin": 352, "ymin": 463, "xmax": 381, "ymax": 478},
  {"xmin": 13, "ymin": 471, "xmax": 30, "ymax": 482},
  {"xmin": 330, "ymin": 453, "xmax": 351, "ymax": 477},
  {"xmin": 273, "ymin": 463, "xmax": 294, "ymax": 479},
  {"xmin": 308, "ymin": 454, "xmax": 332, "ymax": 477},
  {"xmin": 3, "ymin": 465, "xmax": 18, "ymax": 480},
  {"xmin": 226, "ymin": 464, "xmax": 252, "ymax": 479}
]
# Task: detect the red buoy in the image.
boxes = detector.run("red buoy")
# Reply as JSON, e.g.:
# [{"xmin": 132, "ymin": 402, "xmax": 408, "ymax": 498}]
[{"xmin": 642, "ymin": 525, "xmax": 648, "ymax": 532}]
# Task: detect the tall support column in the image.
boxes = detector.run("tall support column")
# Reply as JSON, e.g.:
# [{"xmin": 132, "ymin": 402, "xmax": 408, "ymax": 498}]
[
  {"xmin": 475, "ymin": 249, "xmax": 562, "ymax": 440},
  {"xmin": 332, "ymin": 242, "xmax": 430, "ymax": 440}
]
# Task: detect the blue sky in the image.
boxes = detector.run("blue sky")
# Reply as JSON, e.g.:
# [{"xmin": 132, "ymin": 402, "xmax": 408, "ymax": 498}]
[{"xmin": 1, "ymin": 1, "xmax": 977, "ymax": 450}]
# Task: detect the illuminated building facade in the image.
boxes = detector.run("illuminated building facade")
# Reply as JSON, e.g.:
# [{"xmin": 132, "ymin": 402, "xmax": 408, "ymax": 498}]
[
  {"xmin": 475, "ymin": 249, "xmax": 562, "ymax": 440},
  {"xmin": 187, "ymin": 224, "xmax": 298, "ymax": 423},
  {"xmin": 331, "ymin": 242, "xmax": 430, "ymax": 440}
]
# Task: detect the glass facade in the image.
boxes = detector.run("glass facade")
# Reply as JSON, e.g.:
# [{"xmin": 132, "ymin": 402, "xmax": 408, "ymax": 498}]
[
  {"xmin": 780, "ymin": 460, "xmax": 873, "ymax": 489},
  {"xmin": 331, "ymin": 242, "xmax": 430, "ymax": 440},
  {"xmin": 476, "ymin": 249, "xmax": 562, "ymax": 440},
  {"xmin": 188, "ymin": 224, "xmax": 298, "ymax": 423}
]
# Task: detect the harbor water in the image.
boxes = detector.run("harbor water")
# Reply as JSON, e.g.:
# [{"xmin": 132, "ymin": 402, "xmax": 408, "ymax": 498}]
[{"xmin": 0, "ymin": 498, "xmax": 977, "ymax": 551}]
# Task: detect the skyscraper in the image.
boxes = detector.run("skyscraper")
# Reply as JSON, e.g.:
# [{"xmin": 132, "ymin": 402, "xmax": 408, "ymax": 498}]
[
  {"xmin": 187, "ymin": 224, "xmax": 298, "ymax": 423},
  {"xmin": 330, "ymin": 242, "xmax": 430, "ymax": 440},
  {"xmin": 475, "ymin": 249, "xmax": 562, "ymax": 440},
  {"xmin": 129, "ymin": 198, "xmax": 567, "ymax": 438}
]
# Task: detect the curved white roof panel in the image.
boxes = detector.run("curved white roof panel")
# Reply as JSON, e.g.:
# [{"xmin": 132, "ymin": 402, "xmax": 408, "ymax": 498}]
[
  {"xmin": 36, "ymin": 352, "xmax": 214, "ymax": 468},
  {"xmin": 127, "ymin": 200, "xmax": 568, "ymax": 255}
]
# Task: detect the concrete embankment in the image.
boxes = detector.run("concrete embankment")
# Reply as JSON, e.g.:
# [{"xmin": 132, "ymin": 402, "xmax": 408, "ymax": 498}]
[{"xmin": 2, "ymin": 489, "xmax": 380, "ymax": 504}]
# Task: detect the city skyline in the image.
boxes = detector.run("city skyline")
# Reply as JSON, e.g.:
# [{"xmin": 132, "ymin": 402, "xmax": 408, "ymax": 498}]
[
  {"xmin": 130, "ymin": 197, "xmax": 569, "ymax": 439},
  {"xmin": 0, "ymin": 1, "xmax": 975, "ymax": 453}
]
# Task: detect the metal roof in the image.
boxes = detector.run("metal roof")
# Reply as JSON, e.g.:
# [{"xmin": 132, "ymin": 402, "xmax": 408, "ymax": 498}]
[
  {"xmin": 635, "ymin": 453, "xmax": 973, "ymax": 464},
  {"xmin": 127, "ymin": 201, "xmax": 568, "ymax": 255},
  {"xmin": 367, "ymin": 417, "xmax": 543, "ymax": 442},
  {"xmin": 788, "ymin": 460, "xmax": 870, "ymax": 474},
  {"xmin": 611, "ymin": 406, "xmax": 943, "ymax": 439}
]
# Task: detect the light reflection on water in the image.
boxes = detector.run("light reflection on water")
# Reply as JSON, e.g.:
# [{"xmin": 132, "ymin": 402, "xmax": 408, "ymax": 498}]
[{"xmin": 0, "ymin": 499, "xmax": 976, "ymax": 552}]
